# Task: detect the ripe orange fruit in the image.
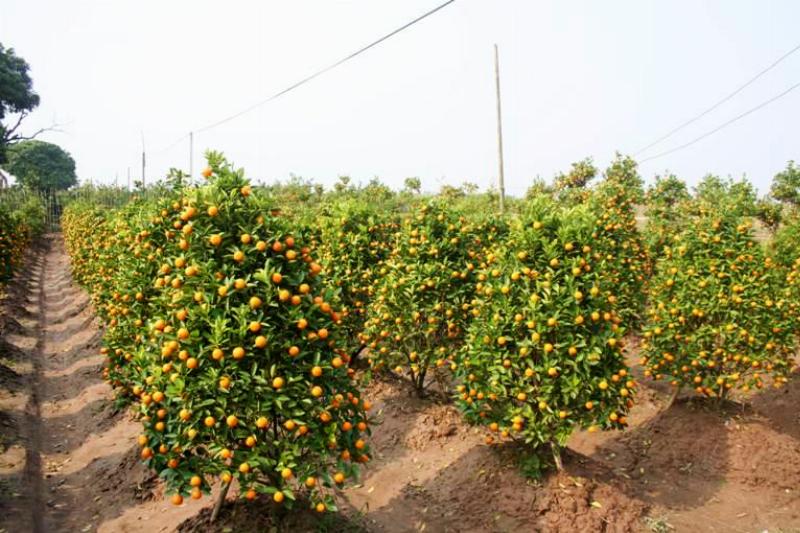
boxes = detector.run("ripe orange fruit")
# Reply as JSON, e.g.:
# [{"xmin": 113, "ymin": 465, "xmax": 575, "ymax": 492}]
[
  {"xmin": 273, "ymin": 491, "xmax": 284, "ymax": 503},
  {"xmin": 256, "ymin": 416, "xmax": 269, "ymax": 429},
  {"xmin": 271, "ymin": 272, "xmax": 282, "ymax": 284},
  {"xmin": 171, "ymin": 493, "xmax": 183, "ymax": 506}
]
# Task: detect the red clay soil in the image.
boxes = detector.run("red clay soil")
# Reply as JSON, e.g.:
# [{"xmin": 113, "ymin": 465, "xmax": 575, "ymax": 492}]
[{"xmin": 0, "ymin": 238, "xmax": 798, "ymax": 532}]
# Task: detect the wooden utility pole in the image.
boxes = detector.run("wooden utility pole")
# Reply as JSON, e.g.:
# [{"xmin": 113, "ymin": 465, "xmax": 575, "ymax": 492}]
[
  {"xmin": 141, "ymin": 131, "xmax": 146, "ymax": 189},
  {"xmin": 189, "ymin": 131, "xmax": 194, "ymax": 177},
  {"xmin": 494, "ymin": 43, "xmax": 506, "ymax": 213}
]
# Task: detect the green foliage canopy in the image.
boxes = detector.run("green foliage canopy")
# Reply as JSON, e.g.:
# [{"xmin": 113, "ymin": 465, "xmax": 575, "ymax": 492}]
[{"xmin": 5, "ymin": 140, "xmax": 77, "ymax": 190}]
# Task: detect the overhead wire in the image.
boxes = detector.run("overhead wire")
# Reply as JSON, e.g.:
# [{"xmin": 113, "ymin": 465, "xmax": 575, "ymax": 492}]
[
  {"xmin": 639, "ymin": 80, "xmax": 800, "ymax": 163},
  {"xmin": 634, "ymin": 41, "xmax": 800, "ymax": 156},
  {"xmin": 192, "ymin": 0, "xmax": 458, "ymax": 135}
]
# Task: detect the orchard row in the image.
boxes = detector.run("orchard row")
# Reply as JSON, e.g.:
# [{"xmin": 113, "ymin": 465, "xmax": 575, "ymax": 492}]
[
  {"xmin": 61, "ymin": 153, "xmax": 800, "ymax": 511},
  {"xmin": 0, "ymin": 191, "xmax": 46, "ymax": 281}
]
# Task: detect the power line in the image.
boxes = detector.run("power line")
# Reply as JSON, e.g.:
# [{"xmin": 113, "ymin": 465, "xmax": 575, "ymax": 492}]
[
  {"xmin": 155, "ymin": 133, "xmax": 190, "ymax": 155},
  {"xmin": 634, "ymin": 41, "xmax": 800, "ymax": 156},
  {"xmin": 193, "ymin": 0, "xmax": 457, "ymax": 135},
  {"xmin": 639, "ymin": 80, "xmax": 800, "ymax": 163}
]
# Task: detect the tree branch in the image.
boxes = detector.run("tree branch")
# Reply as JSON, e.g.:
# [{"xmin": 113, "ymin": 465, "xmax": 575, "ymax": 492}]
[
  {"xmin": 2, "ymin": 118, "xmax": 65, "ymax": 145},
  {"xmin": 3, "ymin": 111, "xmax": 28, "ymax": 138}
]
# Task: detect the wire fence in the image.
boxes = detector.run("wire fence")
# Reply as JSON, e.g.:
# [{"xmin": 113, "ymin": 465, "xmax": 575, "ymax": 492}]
[{"xmin": 0, "ymin": 185, "xmax": 142, "ymax": 233}]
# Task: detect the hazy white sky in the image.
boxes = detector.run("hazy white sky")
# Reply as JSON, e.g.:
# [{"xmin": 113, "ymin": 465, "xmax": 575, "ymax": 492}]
[{"xmin": 2, "ymin": 0, "xmax": 798, "ymax": 195}]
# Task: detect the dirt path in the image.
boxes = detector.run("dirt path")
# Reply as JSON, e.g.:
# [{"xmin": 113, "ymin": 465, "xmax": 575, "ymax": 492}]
[{"xmin": 1, "ymin": 237, "xmax": 799, "ymax": 532}]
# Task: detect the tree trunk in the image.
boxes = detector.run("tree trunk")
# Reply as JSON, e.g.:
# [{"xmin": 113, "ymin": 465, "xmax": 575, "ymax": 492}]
[
  {"xmin": 551, "ymin": 443, "xmax": 563, "ymax": 471},
  {"xmin": 210, "ymin": 480, "xmax": 231, "ymax": 523},
  {"xmin": 666, "ymin": 384, "xmax": 681, "ymax": 409}
]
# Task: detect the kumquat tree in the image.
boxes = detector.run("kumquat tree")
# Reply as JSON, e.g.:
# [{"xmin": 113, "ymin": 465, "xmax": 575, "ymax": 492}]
[
  {"xmin": 640, "ymin": 204, "xmax": 797, "ymax": 401},
  {"xmin": 362, "ymin": 201, "xmax": 507, "ymax": 397},
  {"xmin": 63, "ymin": 153, "xmax": 372, "ymax": 516},
  {"xmin": 313, "ymin": 198, "xmax": 398, "ymax": 359},
  {"xmin": 454, "ymin": 196, "xmax": 634, "ymax": 472}
]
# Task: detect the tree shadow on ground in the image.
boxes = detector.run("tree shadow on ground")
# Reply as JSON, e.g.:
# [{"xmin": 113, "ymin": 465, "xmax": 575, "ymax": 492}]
[
  {"xmin": 41, "ymin": 359, "xmax": 105, "ymax": 404},
  {"xmin": 360, "ymin": 442, "xmax": 648, "ymax": 533},
  {"xmin": 43, "ymin": 444, "xmax": 157, "ymax": 531},
  {"xmin": 177, "ymin": 494, "xmax": 369, "ymax": 533},
  {"xmin": 749, "ymin": 367, "xmax": 800, "ymax": 441},
  {"xmin": 39, "ymin": 397, "xmax": 123, "ymax": 455},
  {"xmin": 589, "ymin": 397, "xmax": 733, "ymax": 511}
]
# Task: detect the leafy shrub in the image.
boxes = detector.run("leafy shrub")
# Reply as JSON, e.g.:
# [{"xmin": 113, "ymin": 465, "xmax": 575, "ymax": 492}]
[
  {"xmin": 64, "ymin": 153, "xmax": 371, "ymax": 512},
  {"xmin": 641, "ymin": 209, "xmax": 796, "ymax": 397},
  {"xmin": 455, "ymin": 197, "xmax": 633, "ymax": 470},
  {"xmin": 362, "ymin": 201, "xmax": 506, "ymax": 396}
]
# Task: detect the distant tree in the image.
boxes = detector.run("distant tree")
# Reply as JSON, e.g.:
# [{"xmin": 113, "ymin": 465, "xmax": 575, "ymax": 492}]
[
  {"xmin": 604, "ymin": 153, "xmax": 644, "ymax": 203},
  {"xmin": 403, "ymin": 177, "xmax": 421, "ymax": 194},
  {"xmin": 0, "ymin": 43, "xmax": 42, "ymax": 164},
  {"xmin": 439, "ymin": 184, "xmax": 465, "ymax": 199},
  {"xmin": 694, "ymin": 175, "xmax": 756, "ymax": 216},
  {"xmin": 728, "ymin": 178, "xmax": 758, "ymax": 214},
  {"xmin": 754, "ymin": 198, "xmax": 783, "ymax": 233},
  {"xmin": 461, "ymin": 181, "xmax": 479, "ymax": 195},
  {"xmin": 693, "ymin": 174, "xmax": 727, "ymax": 201},
  {"xmin": 770, "ymin": 161, "xmax": 800, "ymax": 207},
  {"xmin": 334, "ymin": 175, "xmax": 353, "ymax": 193},
  {"xmin": 363, "ymin": 177, "xmax": 394, "ymax": 202},
  {"xmin": 554, "ymin": 157, "xmax": 596, "ymax": 191},
  {"xmin": 525, "ymin": 177, "xmax": 552, "ymax": 199},
  {"xmin": 5, "ymin": 140, "xmax": 77, "ymax": 190},
  {"xmin": 646, "ymin": 174, "xmax": 689, "ymax": 208}
]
